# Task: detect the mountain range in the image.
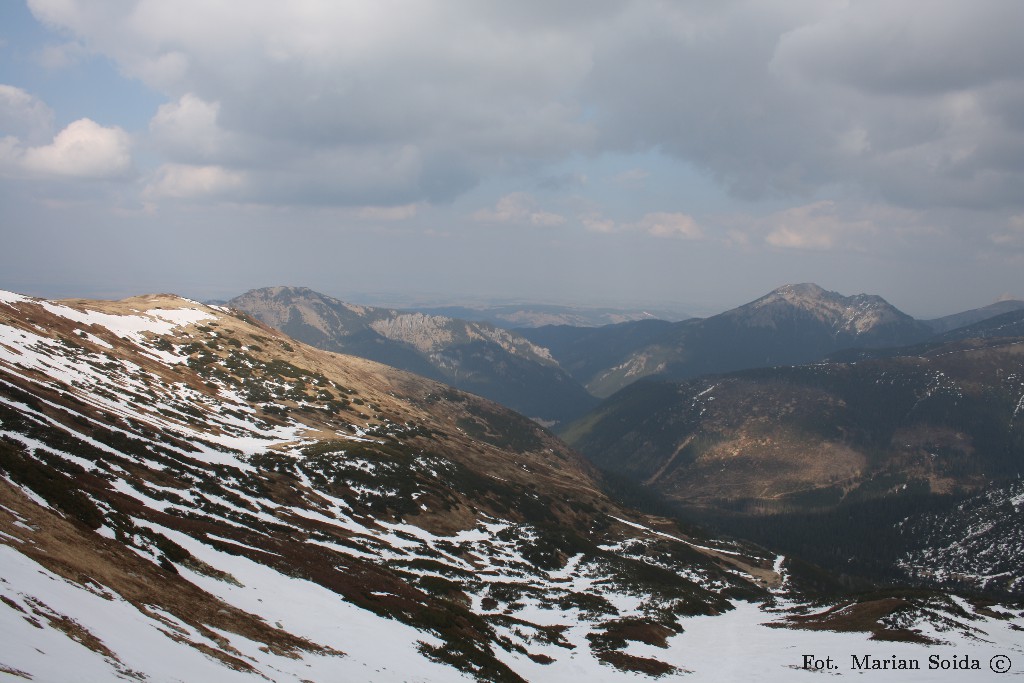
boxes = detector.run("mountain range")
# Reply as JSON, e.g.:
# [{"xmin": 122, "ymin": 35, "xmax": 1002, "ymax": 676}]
[
  {"xmin": 0, "ymin": 289, "xmax": 791, "ymax": 681},
  {"xmin": 229, "ymin": 287, "xmax": 597, "ymax": 425},
  {"xmin": 406, "ymin": 303, "xmax": 687, "ymax": 329},
  {"xmin": 522, "ymin": 283, "xmax": 936, "ymax": 398},
  {"xmin": 2, "ymin": 286, "xmax": 1023, "ymax": 680},
  {"xmin": 234, "ymin": 284, "xmax": 1022, "ymax": 421}
]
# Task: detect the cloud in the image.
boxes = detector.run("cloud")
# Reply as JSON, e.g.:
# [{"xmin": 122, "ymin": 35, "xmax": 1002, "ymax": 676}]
[
  {"xmin": 28, "ymin": 0, "xmax": 598, "ymax": 206},
  {"xmin": 772, "ymin": 2, "xmax": 1024, "ymax": 97},
  {"xmin": 35, "ymin": 41, "xmax": 89, "ymax": 69},
  {"xmin": 358, "ymin": 204, "xmax": 420, "ymax": 221},
  {"xmin": 18, "ymin": 118, "xmax": 132, "ymax": 179},
  {"xmin": 578, "ymin": 211, "xmax": 702, "ymax": 240},
  {"xmin": 762, "ymin": 201, "xmax": 879, "ymax": 251},
  {"xmin": 0, "ymin": 84, "xmax": 54, "ymax": 144},
  {"xmin": 992, "ymin": 214, "xmax": 1024, "ymax": 248},
  {"xmin": 633, "ymin": 212, "xmax": 702, "ymax": 240},
  {"xmin": 580, "ymin": 213, "xmax": 616, "ymax": 234},
  {"xmin": 582, "ymin": 1, "xmax": 1024, "ymax": 209},
  {"xmin": 144, "ymin": 163, "xmax": 243, "ymax": 199},
  {"xmin": 474, "ymin": 193, "xmax": 566, "ymax": 227},
  {"xmin": 537, "ymin": 171, "xmax": 588, "ymax": 191},
  {"xmin": 149, "ymin": 94, "xmax": 228, "ymax": 162},
  {"xmin": 1, "ymin": 86, "xmax": 131, "ymax": 181},
  {"xmin": 613, "ymin": 168, "xmax": 649, "ymax": 185},
  {"xmin": 20, "ymin": 1, "xmax": 1024, "ymax": 216}
]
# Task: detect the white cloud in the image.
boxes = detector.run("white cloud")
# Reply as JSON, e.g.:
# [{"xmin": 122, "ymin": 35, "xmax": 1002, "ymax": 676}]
[
  {"xmin": 766, "ymin": 224, "xmax": 837, "ymax": 250},
  {"xmin": 473, "ymin": 193, "xmax": 566, "ymax": 227},
  {"xmin": 27, "ymin": 0, "xmax": 597, "ymax": 206},
  {"xmin": 20, "ymin": 118, "xmax": 132, "ymax": 179},
  {"xmin": 578, "ymin": 211, "xmax": 702, "ymax": 239},
  {"xmin": 763, "ymin": 201, "xmax": 878, "ymax": 251},
  {"xmin": 149, "ymin": 94, "xmax": 226, "ymax": 161},
  {"xmin": 0, "ymin": 84, "xmax": 54, "ymax": 144},
  {"xmin": 580, "ymin": 213, "xmax": 616, "ymax": 234},
  {"xmin": 144, "ymin": 163, "xmax": 244, "ymax": 199},
  {"xmin": 634, "ymin": 212, "xmax": 702, "ymax": 240},
  {"xmin": 0, "ymin": 87, "xmax": 132, "ymax": 182}
]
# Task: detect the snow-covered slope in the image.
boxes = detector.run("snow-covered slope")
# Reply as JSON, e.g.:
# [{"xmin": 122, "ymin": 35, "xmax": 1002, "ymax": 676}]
[{"xmin": 0, "ymin": 290, "xmax": 1021, "ymax": 681}]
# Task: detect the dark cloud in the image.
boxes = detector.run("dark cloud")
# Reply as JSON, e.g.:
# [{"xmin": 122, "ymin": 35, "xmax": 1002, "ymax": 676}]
[
  {"xmin": 27, "ymin": 0, "xmax": 600, "ymax": 206},
  {"xmin": 1, "ymin": 0, "xmax": 1022, "ymax": 313},
  {"xmin": 21, "ymin": 0, "xmax": 1024, "ymax": 211},
  {"xmin": 774, "ymin": 1, "xmax": 1024, "ymax": 96},
  {"xmin": 582, "ymin": 2, "xmax": 1024, "ymax": 208}
]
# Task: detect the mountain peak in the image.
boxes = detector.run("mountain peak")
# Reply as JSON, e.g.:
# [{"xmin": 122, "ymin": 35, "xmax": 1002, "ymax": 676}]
[
  {"xmin": 771, "ymin": 282, "xmax": 829, "ymax": 298},
  {"xmin": 731, "ymin": 283, "xmax": 919, "ymax": 339},
  {"xmin": 759, "ymin": 283, "xmax": 856, "ymax": 308}
]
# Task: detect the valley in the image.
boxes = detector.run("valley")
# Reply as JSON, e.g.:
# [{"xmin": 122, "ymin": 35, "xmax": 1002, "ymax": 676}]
[
  {"xmin": 0, "ymin": 289, "xmax": 771, "ymax": 681},
  {"xmin": 7, "ymin": 4, "xmax": 1023, "ymax": 681},
  {"xmin": 229, "ymin": 287, "xmax": 598, "ymax": 425},
  {"xmin": 230, "ymin": 282, "xmax": 1024, "ymax": 597},
  {"xmin": 0, "ymin": 286, "xmax": 1022, "ymax": 681},
  {"xmin": 562, "ymin": 316, "xmax": 1024, "ymax": 597}
]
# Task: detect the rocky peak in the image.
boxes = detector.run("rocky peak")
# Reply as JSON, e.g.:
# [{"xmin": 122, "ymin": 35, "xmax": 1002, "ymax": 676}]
[{"xmin": 730, "ymin": 283, "xmax": 916, "ymax": 338}]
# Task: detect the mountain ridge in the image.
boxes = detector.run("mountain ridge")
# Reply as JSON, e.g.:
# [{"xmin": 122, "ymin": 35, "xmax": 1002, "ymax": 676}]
[
  {"xmin": 0, "ymin": 288, "xmax": 785, "ymax": 681},
  {"xmin": 2, "ymin": 288, "xmax": 1022, "ymax": 679},
  {"xmin": 925, "ymin": 299, "xmax": 1024, "ymax": 333},
  {"xmin": 523, "ymin": 283, "xmax": 934, "ymax": 397},
  {"xmin": 410, "ymin": 303, "xmax": 688, "ymax": 329},
  {"xmin": 725, "ymin": 283, "xmax": 926, "ymax": 340},
  {"xmin": 229, "ymin": 286, "xmax": 597, "ymax": 424}
]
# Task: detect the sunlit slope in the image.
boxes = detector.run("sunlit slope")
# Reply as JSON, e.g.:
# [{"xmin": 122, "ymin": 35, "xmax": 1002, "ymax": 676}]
[{"xmin": 1, "ymin": 289, "xmax": 783, "ymax": 681}]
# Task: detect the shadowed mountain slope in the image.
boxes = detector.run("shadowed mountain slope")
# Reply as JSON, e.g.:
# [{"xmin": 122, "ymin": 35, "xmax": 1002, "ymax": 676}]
[
  {"xmin": 565, "ymin": 332, "xmax": 1024, "ymax": 594},
  {"xmin": 523, "ymin": 284, "xmax": 934, "ymax": 397},
  {"xmin": 925, "ymin": 299, "xmax": 1024, "ymax": 334}
]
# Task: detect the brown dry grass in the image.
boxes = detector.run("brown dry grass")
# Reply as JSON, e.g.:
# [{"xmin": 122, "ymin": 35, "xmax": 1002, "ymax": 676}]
[{"xmin": 777, "ymin": 598, "xmax": 936, "ymax": 644}]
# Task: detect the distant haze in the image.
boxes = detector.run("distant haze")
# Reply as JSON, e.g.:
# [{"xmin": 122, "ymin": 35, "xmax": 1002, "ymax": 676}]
[{"xmin": 1, "ymin": 1, "xmax": 1023, "ymax": 318}]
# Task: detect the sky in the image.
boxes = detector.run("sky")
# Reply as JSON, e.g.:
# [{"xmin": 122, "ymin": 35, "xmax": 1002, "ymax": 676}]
[{"xmin": 1, "ymin": 1, "xmax": 1023, "ymax": 318}]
